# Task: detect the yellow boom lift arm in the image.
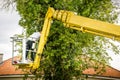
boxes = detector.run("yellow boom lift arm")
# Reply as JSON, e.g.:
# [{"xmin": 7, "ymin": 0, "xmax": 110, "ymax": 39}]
[{"xmin": 18, "ymin": 7, "xmax": 120, "ymax": 71}]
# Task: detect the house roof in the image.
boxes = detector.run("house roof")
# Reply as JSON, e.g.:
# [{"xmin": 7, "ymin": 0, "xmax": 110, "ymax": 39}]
[
  {"xmin": 83, "ymin": 66, "xmax": 120, "ymax": 78},
  {"xmin": 0, "ymin": 57, "xmax": 24, "ymax": 75},
  {"xmin": 0, "ymin": 57, "xmax": 120, "ymax": 78}
]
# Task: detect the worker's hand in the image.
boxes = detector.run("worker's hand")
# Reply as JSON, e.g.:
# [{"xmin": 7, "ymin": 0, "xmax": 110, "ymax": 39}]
[
  {"xmin": 34, "ymin": 49, "xmax": 37, "ymax": 52},
  {"xmin": 35, "ymin": 41, "xmax": 39, "ymax": 43}
]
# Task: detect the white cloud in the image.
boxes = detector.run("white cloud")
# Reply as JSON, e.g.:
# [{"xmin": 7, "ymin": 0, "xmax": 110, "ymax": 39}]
[
  {"xmin": 0, "ymin": 7, "xmax": 22, "ymax": 60},
  {"xmin": 0, "ymin": 43, "xmax": 12, "ymax": 60},
  {"xmin": 110, "ymin": 54, "xmax": 120, "ymax": 71}
]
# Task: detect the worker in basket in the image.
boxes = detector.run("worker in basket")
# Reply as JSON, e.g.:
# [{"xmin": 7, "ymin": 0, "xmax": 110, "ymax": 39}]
[{"xmin": 26, "ymin": 31, "xmax": 41, "ymax": 62}]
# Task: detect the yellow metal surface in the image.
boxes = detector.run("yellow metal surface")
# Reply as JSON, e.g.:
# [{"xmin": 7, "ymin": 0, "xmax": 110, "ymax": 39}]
[
  {"xmin": 31, "ymin": 7, "xmax": 55, "ymax": 70},
  {"xmin": 18, "ymin": 7, "xmax": 120, "ymax": 71},
  {"xmin": 53, "ymin": 9, "xmax": 120, "ymax": 40},
  {"xmin": 68, "ymin": 15, "xmax": 120, "ymax": 40}
]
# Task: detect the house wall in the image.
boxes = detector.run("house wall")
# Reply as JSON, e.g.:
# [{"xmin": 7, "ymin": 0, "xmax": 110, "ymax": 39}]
[
  {"xmin": 0, "ymin": 75, "xmax": 40, "ymax": 80},
  {"xmin": 0, "ymin": 75, "xmax": 34, "ymax": 80},
  {"xmin": 0, "ymin": 76, "xmax": 97, "ymax": 80},
  {"xmin": 0, "ymin": 78, "xmax": 36, "ymax": 80},
  {"xmin": 0, "ymin": 77, "xmax": 26, "ymax": 80},
  {"xmin": 0, "ymin": 75, "xmax": 120, "ymax": 80}
]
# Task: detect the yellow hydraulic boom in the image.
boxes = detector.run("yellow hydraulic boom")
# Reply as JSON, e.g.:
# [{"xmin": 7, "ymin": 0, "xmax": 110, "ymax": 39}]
[{"xmin": 17, "ymin": 7, "xmax": 120, "ymax": 71}]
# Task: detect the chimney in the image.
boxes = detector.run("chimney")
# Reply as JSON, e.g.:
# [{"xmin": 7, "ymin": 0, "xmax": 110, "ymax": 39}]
[{"xmin": 0, "ymin": 53, "xmax": 3, "ymax": 64}]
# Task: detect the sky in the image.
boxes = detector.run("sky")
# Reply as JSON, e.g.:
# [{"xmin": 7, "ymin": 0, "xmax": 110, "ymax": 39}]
[
  {"xmin": 0, "ymin": 7, "xmax": 22, "ymax": 60},
  {"xmin": 0, "ymin": 1, "xmax": 120, "ymax": 71}
]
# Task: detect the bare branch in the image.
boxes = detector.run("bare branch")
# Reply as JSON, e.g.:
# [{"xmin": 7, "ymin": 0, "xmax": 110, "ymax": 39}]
[{"xmin": 0, "ymin": 0, "xmax": 16, "ymax": 11}]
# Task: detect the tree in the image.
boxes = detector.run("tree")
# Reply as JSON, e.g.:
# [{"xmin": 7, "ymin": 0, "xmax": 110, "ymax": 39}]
[{"xmin": 1, "ymin": 0, "xmax": 119, "ymax": 80}]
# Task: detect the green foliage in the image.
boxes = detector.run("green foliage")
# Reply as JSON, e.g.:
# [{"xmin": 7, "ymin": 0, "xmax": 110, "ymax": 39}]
[{"xmin": 11, "ymin": 0, "xmax": 119, "ymax": 79}]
